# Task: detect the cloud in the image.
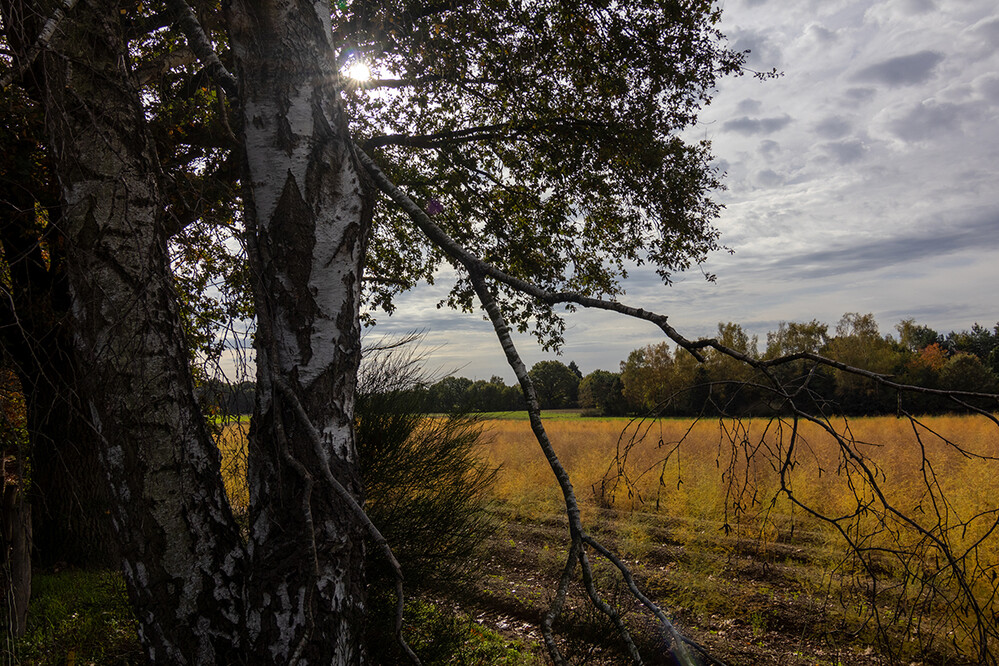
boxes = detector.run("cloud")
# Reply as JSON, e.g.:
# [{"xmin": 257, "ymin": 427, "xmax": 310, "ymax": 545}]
[
  {"xmin": 822, "ymin": 139, "xmax": 867, "ymax": 164},
  {"xmin": 974, "ymin": 73, "xmax": 999, "ymax": 105},
  {"xmin": 886, "ymin": 99, "xmax": 978, "ymax": 141},
  {"xmin": 971, "ymin": 16, "xmax": 999, "ymax": 47},
  {"xmin": 758, "ymin": 140, "xmax": 780, "ymax": 159},
  {"xmin": 852, "ymin": 50, "xmax": 944, "ymax": 87},
  {"xmin": 814, "ymin": 116, "xmax": 852, "ymax": 139},
  {"xmin": 804, "ymin": 23, "xmax": 836, "ymax": 45},
  {"xmin": 737, "ymin": 98, "xmax": 763, "ymax": 114},
  {"xmin": 756, "ymin": 169, "xmax": 784, "ymax": 188},
  {"xmin": 844, "ymin": 87, "xmax": 877, "ymax": 103},
  {"xmin": 729, "ymin": 29, "xmax": 783, "ymax": 69},
  {"xmin": 758, "ymin": 212, "xmax": 999, "ymax": 279},
  {"xmin": 722, "ymin": 114, "xmax": 793, "ymax": 135}
]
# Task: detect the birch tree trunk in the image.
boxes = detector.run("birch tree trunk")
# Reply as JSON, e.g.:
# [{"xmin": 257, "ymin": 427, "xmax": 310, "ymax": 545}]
[
  {"xmin": 228, "ymin": 0, "xmax": 374, "ymax": 661},
  {"xmin": 31, "ymin": 0, "xmax": 246, "ymax": 660}
]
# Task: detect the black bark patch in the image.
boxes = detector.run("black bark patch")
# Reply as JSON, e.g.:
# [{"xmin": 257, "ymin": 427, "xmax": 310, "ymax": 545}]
[{"xmin": 268, "ymin": 170, "xmax": 316, "ymax": 367}]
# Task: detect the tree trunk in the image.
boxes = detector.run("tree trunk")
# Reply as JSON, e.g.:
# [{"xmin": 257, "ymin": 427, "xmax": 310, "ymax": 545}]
[
  {"xmin": 1, "ymin": 437, "xmax": 31, "ymax": 642},
  {"xmin": 229, "ymin": 0, "xmax": 373, "ymax": 660},
  {"xmin": 0, "ymin": 223, "xmax": 117, "ymax": 568},
  {"xmin": 31, "ymin": 0, "xmax": 246, "ymax": 660}
]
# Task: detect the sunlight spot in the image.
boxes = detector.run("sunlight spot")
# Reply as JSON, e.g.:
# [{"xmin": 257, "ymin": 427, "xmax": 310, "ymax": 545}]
[{"xmin": 347, "ymin": 62, "xmax": 371, "ymax": 83}]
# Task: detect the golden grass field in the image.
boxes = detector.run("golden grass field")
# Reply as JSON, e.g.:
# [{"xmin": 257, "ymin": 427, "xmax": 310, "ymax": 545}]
[
  {"xmin": 218, "ymin": 413, "xmax": 999, "ymax": 559},
  {"xmin": 216, "ymin": 413, "xmax": 999, "ymax": 661}
]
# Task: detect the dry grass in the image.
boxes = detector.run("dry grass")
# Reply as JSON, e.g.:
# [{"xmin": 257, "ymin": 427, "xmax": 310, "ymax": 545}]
[
  {"xmin": 216, "ymin": 421, "xmax": 249, "ymax": 517},
  {"xmin": 478, "ymin": 413, "xmax": 999, "ymax": 661}
]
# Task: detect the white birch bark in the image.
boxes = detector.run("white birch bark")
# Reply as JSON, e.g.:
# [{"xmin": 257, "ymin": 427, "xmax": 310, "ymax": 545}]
[
  {"xmin": 228, "ymin": 0, "xmax": 373, "ymax": 660},
  {"xmin": 31, "ymin": 0, "xmax": 245, "ymax": 661}
]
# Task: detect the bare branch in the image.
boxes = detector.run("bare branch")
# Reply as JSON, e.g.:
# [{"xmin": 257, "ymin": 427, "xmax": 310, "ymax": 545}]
[{"xmin": 356, "ymin": 146, "xmax": 999, "ymax": 411}]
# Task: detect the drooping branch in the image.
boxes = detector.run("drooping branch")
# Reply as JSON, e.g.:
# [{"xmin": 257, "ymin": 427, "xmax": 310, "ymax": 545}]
[
  {"xmin": 470, "ymin": 270, "xmax": 711, "ymax": 664},
  {"xmin": 356, "ymin": 146, "xmax": 999, "ymax": 410}
]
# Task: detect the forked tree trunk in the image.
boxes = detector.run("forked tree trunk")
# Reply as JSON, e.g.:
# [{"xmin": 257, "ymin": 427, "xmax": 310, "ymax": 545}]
[
  {"xmin": 229, "ymin": 0, "xmax": 374, "ymax": 660},
  {"xmin": 32, "ymin": 0, "xmax": 245, "ymax": 660}
]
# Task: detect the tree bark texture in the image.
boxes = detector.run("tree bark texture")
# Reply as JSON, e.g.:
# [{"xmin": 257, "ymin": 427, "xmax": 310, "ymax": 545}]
[
  {"xmin": 1, "ymin": 454, "xmax": 31, "ymax": 640},
  {"xmin": 31, "ymin": 0, "xmax": 245, "ymax": 660},
  {"xmin": 229, "ymin": 0, "xmax": 374, "ymax": 660}
]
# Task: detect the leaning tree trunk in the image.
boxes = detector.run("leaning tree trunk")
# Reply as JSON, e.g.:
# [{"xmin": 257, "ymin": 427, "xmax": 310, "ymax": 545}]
[
  {"xmin": 228, "ymin": 0, "xmax": 374, "ymax": 661},
  {"xmin": 30, "ymin": 0, "xmax": 246, "ymax": 660}
]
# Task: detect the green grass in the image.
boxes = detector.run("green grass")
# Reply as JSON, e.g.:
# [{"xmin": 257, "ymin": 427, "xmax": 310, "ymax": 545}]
[
  {"xmin": 12, "ymin": 570, "xmax": 541, "ymax": 665},
  {"xmin": 8, "ymin": 570, "xmax": 141, "ymax": 666}
]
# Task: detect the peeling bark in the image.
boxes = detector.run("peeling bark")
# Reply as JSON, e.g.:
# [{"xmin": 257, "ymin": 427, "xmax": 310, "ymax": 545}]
[{"xmin": 229, "ymin": 0, "xmax": 374, "ymax": 659}]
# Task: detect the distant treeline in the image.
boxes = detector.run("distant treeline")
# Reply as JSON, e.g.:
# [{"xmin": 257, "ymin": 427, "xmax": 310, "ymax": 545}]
[
  {"xmin": 199, "ymin": 380, "xmax": 256, "ymax": 415},
  {"xmin": 206, "ymin": 314, "xmax": 999, "ymax": 417}
]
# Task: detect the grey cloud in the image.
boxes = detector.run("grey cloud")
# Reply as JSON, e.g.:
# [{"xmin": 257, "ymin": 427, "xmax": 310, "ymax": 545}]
[
  {"xmin": 756, "ymin": 169, "xmax": 784, "ymax": 188},
  {"xmin": 888, "ymin": 100, "xmax": 973, "ymax": 141},
  {"xmin": 805, "ymin": 24, "xmax": 836, "ymax": 44},
  {"xmin": 973, "ymin": 17, "xmax": 999, "ymax": 46},
  {"xmin": 900, "ymin": 0, "xmax": 935, "ymax": 14},
  {"xmin": 976, "ymin": 75, "xmax": 999, "ymax": 105},
  {"xmin": 730, "ymin": 29, "xmax": 782, "ymax": 69},
  {"xmin": 737, "ymin": 98, "xmax": 763, "ymax": 114},
  {"xmin": 758, "ymin": 213, "xmax": 999, "ymax": 280},
  {"xmin": 814, "ymin": 116, "xmax": 852, "ymax": 139},
  {"xmin": 758, "ymin": 140, "xmax": 780, "ymax": 159},
  {"xmin": 822, "ymin": 139, "xmax": 867, "ymax": 164},
  {"xmin": 852, "ymin": 50, "xmax": 944, "ymax": 87},
  {"xmin": 844, "ymin": 87, "xmax": 876, "ymax": 103},
  {"xmin": 722, "ymin": 114, "xmax": 792, "ymax": 135}
]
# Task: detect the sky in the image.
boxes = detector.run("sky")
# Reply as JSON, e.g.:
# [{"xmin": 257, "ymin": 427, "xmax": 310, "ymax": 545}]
[{"xmin": 225, "ymin": 0, "xmax": 999, "ymax": 383}]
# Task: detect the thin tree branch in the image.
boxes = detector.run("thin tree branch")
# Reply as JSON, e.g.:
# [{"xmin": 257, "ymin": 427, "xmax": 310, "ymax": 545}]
[
  {"xmin": 163, "ymin": 0, "xmax": 237, "ymax": 95},
  {"xmin": 1, "ymin": 0, "xmax": 79, "ymax": 89},
  {"xmin": 356, "ymin": 145, "xmax": 999, "ymax": 410}
]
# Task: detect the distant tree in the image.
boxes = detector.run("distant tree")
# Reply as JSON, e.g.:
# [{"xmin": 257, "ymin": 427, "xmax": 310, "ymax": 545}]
[
  {"xmin": 528, "ymin": 361, "xmax": 580, "ymax": 409},
  {"xmin": 765, "ymin": 320, "xmax": 829, "ymax": 358},
  {"xmin": 568, "ymin": 361, "xmax": 583, "ymax": 379},
  {"xmin": 578, "ymin": 370, "xmax": 627, "ymax": 416},
  {"xmin": 939, "ymin": 352, "xmax": 999, "ymax": 396},
  {"xmin": 701, "ymin": 322, "xmax": 761, "ymax": 414},
  {"xmin": 760, "ymin": 320, "xmax": 834, "ymax": 412},
  {"xmin": 946, "ymin": 323, "xmax": 999, "ymax": 374},
  {"xmin": 826, "ymin": 313, "xmax": 902, "ymax": 413},
  {"xmin": 620, "ymin": 342, "xmax": 676, "ymax": 413},
  {"xmin": 427, "ymin": 376, "xmax": 475, "ymax": 413},
  {"xmin": 896, "ymin": 318, "xmax": 941, "ymax": 352}
]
